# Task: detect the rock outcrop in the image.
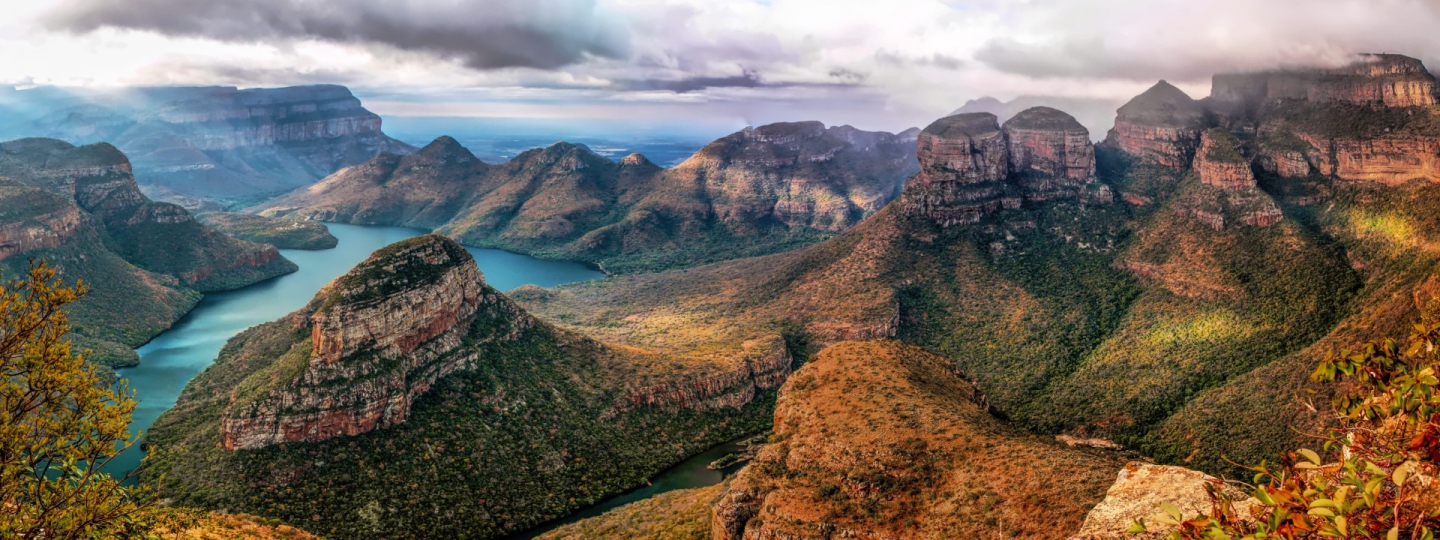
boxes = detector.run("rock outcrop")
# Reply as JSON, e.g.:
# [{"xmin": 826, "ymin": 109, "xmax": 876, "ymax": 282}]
[
  {"xmin": 1104, "ymin": 81, "xmax": 1205, "ymax": 168},
  {"xmin": 1212, "ymin": 53, "xmax": 1438, "ymax": 109},
  {"xmin": 902, "ymin": 108, "xmax": 1102, "ymax": 226},
  {"xmin": 1069, "ymin": 462, "xmax": 1254, "ymax": 540},
  {"xmin": 1172, "ymin": 130, "xmax": 1283, "ymax": 231},
  {"xmin": 221, "ymin": 235, "xmax": 528, "ymax": 450},
  {"xmin": 620, "ymin": 336, "xmax": 792, "ymax": 411}
]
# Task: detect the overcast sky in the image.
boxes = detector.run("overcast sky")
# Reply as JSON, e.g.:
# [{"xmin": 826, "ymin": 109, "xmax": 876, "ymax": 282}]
[{"xmin": 3, "ymin": 0, "xmax": 1439, "ymax": 132}]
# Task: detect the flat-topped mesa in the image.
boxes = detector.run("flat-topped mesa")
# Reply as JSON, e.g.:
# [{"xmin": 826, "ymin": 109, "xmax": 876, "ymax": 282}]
[
  {"xmin": 1195, "ymin": 129, "xmax": 1256, "ymax": 191},
  {"xmin": 152, "ymin": 84, "xmax": 389, "ymax": 148},
  {"xmin": 1003, "ymin": 106, "xmax": 1097, "ymax": 201},
  {"xmin": 221, "ymin": 235, "xmax": 532, "ymax": 451},
  {"xmin": 1212, "ymin": 53, "xmax": 1438, "ymax": 108},
  {"xmin": 901, "ymin": 113, "xmax": 1017, "ymax": 226},
  {"xmin": 1105, "ymin": 81, "xmax": 1205, "ymax": 168}
]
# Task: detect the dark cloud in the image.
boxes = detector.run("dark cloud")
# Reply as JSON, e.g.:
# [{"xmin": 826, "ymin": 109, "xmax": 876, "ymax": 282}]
[
  {"xmin": 828, "ymin": 68, "xmax": 868, "ymax": 84},
  {"xmin": 619, "ymin": 71, "xmax": 766, "ymax": 93},
  {"xmin": 874, "ymin": 50, "xmax": 964, "ymax": 71},
  {"xmin": 44, "ymin": 0, "xmax": 631, "ymax": 70}
]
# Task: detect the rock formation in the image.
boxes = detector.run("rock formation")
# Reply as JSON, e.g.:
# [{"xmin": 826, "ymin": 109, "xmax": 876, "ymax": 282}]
[
  {"xmin": 221, "ymin": 235, "xmax": 526, "ymax": 450},
  {"xmin": 3, "ymin": 84, "xmax": 414, "ymax": 204},
  {"xmin": 902, "ymin": 108, "xmax": 1103, "ymax": 226},
  {"xmin": 1212, "ymin": 53, "xmax": 1438, "ymax": 109},
  {"xmin": 261, "ymin": 121, "xmax": 919, "ymax": 273},
  {"xmin": 1167, "ymin": 130, "xmax": 1283, "ymax": 231},
  {"xmin": 1104, "ymin": 81, "xmax": 1205, "ymax": 168}
]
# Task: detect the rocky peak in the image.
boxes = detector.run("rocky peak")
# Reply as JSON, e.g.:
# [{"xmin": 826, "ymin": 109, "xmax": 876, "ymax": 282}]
[
  {"xmin": 1212, "ymin": 53, "xmax": 1438, "ymax": 108},
  {"xmin": 221, "ymin": 234, "xmax": 533, "ymax": 450},
  {"xmin": 741, "ymin": 121, "xmax": 827, "ymax": 143},
  {"xmin": 619, "ymin": 152, "xmax": 655, "ymax": 167},
  {"xmin": 1105, "ymin": 81, "xmax": 1206, "ymax": 168},
  {"xmin": 915, "ymin": 113, "xmax": 1009, "ymax": 185},
  {"xmin": 408, "ymin": 136, "xmax": 481, "ymax": 168}
]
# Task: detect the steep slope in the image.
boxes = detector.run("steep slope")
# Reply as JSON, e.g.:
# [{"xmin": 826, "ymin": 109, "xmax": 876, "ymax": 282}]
[
  {"xmin": 259, "ymin": 122, "xmax": 918, "ymax": 273},
  {"xmin": 2, "ymin": 84, "xmax": 414, "ymax": 205},
  {"xmin": 144, "ymin": 235, "xmax": 785, "ymax": 539},
  {"xmin": 0, "ymin": 137, "xmax": 295, "ymax": 367},
  {"xmin": 710, "ymin": 341, "xmax": 1124, "ymax": 539}
]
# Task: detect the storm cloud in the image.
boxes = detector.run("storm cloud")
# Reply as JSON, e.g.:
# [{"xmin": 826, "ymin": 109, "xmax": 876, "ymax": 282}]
[{"xmin": 44, "ymin": 0, "xmax": 632, "ymax": 70}]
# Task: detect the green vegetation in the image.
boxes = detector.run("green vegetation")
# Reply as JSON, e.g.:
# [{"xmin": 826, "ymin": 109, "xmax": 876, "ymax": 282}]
[
  {"xmin": 535, "ymin": 484, "xmax": 722, "ymax": 540},
  {"xmin": 1140, "ymin": 323, "xmax": 1440, "ymax": 539},
  {"xmin": 197, "ymin": 212, "xmax": 338, "ymax": 250},
  {"xmin": 1202, "ymin": 128, "xmax": 1247, "ymax": 163},
  {"xmin": 0, "ymin": 262, "xmax": 158, "ymax": 538}
]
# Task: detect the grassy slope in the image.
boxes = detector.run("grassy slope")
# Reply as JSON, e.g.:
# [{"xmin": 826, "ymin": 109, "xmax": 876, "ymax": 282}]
[{"xmin": 535, "ymin": 484, "xmax": 723, "ymax": 540}]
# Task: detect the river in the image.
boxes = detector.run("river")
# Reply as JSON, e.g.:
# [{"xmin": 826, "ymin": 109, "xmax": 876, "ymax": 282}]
[{"xmin": 109, "ymin": 223, "xmax": 606, "ymax": 476}]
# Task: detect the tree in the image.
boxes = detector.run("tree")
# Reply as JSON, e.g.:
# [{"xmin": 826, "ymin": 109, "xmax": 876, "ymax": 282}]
[
  {"xmin": 1134, "ymin": 322, "xmax": 1440, "ymax": 539},
  {"xmin": 0, "ymin": 261, "xmax": 155, "ymax": 539}
]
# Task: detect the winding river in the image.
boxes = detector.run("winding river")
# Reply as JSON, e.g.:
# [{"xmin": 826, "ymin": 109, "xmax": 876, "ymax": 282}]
[{"xmin": 110, "ymin": 223, "xmax": 605, "ymax": 476}]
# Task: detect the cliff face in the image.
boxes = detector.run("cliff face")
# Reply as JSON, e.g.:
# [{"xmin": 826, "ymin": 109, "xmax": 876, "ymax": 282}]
[
  {"xmin": 1212, "ymin": 53, "xmax": 1438, "ymax": 109},
  {"xmin": 221, "ymin": 235, "xmax": 524, "ymax": 450},
  {"xmin": 902, "ymin": 108, "xmax": 1103, "ymax": 226},
  {"xmin": 1104, "ymin": 81, "xmax": 1205, "ymax": 168},
  {"xmin": 711, "ymin": 340, "xmax": 1124, "ymax": 540},
  {"xmin": 262, "ymin": 121, "xmax": 919, "ymax": 273},
  {"xmin": 5, "ymin": 84, "xmax": 414, "ymax": 205}
]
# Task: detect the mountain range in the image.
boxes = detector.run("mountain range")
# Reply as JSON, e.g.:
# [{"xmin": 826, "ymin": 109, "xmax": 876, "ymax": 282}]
[{"xmin": 257, "ymin": 121, "xmax": 920, "ymax": 273}]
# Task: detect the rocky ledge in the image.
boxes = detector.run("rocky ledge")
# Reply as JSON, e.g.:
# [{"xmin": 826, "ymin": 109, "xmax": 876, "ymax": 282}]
[
  {"xmin": 1212, "ymin": 53, "xmax": 1438, "ymax": 109},
  {"xmin": 220, "ymin": 235, "xmax": 531, "ymax": 450}
]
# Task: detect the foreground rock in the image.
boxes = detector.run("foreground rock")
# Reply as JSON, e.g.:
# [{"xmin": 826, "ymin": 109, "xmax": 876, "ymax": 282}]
[{"xmin": 1070, "ymin": 462, "xmax": 1253, "ymax": 540}]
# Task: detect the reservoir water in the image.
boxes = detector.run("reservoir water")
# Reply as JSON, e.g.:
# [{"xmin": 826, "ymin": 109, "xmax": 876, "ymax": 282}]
[{"xmin": 110, "ymin": 223, "xmax": 606, "ymax": 476}]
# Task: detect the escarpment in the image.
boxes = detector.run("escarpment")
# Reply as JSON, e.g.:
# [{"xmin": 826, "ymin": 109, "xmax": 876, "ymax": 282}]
[
  {"xmin": 5, "ymin": 84, "xmax": 414, "ymax": 204},
  {"xmin": 221, "ymin": 235, "xmax": 523, "ymax": 450},
  {"xmin": 902, "ymin": 108, "xmax": 1105, "ymax": 226}
]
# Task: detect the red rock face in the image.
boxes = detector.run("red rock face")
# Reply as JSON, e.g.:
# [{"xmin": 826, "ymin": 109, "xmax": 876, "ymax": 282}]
[
  {"xmin": 1195, "ymin": 132, "xmax": 1257, "ymax": 192},
  {"xmin": 221, "ymin": 237, "xmax": 527, "ymax": 451},
  {"xmin": 1213, "ymin": 54, "xmax": 1438, "ymax": 108},
  {"xmin": 1004, "ymin": 126, "xmax": 1095, "ymax": 181},
  {"xmin": 1294, "ymin": 131, "xmax": 1440, "ymax": 185},
  {"xmin": 0, "ymin": 202, "xmax": 87, "ymax": 261},
  {"xmin": 621, "ymin": 336, "xmax": 793, "ymax": 411},
  {"xmin": 1107, "ymin": 121, "xmax": 1202, "ymax": 168},
  {"xmin": 902, "ymin": 113, "xmax": 1015, "ymax": 226}
]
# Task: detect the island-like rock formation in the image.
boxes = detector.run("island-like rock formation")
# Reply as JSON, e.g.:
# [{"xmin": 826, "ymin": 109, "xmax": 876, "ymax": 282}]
[
  {"xmin": 260, "ymin": 121, "xmax": 920, "ymax": 273},
  {"xmin": 1104, "ymin": 81, "xmax": 1205, "ymax": 168},
  {"xmin": 3, "ymin": 84, "xmax": 414, "ymax": 205},
  {"xmin": 221, "ymin": 235, "xmax": 526, "ymax": 450}
]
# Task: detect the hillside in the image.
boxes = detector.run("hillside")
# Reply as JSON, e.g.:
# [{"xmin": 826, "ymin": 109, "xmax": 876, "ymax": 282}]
[
  {"xmin": 196, "ymin": 212, "xmax": 338, "ymax": 250},
  {"xmin": 0, "ymin": 138, "xmax": 295, "ymax": 367},
  {"xmin": 257, "ymin": 122, "xmax": 919, "ymax": 273},
  {"xmin": 0, "ymin": 84, "xmax": 415, "ymax": 206},
  {"xmin": 143, "ymin": 235, "xmax": 784, "ymax": 539}
]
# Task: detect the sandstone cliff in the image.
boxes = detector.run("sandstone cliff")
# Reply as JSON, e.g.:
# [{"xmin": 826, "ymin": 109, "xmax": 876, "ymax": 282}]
[
  {"xmin": 4, "ymin": 84, "xmax": 414, "ymax": 205},
  {"xmin": 261, "ymin": 121, "xmax": 919, "ymax": 273}
]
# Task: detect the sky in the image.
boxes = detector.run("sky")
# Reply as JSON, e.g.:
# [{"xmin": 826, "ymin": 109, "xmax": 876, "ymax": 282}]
[{"xmin": 2, "ymin": 0, "xmax": 1440, "ymax": 132}]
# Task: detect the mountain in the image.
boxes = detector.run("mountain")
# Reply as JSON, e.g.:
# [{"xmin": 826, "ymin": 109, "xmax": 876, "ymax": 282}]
[
  {"xmin": 951, "ymin": 95, "xmax": 1127, "ymax": 141},
  {"xmin": 0, "ymin": 138, "xmax": 296, "ymax": 368},
  {"xmin": 257, "ymin": 122, "xmax": 919, "ymax": 273},
  {"xmin": 143, "ymin": 235, "xmax": 784, "ymax": 538},
  {"xmin": 0, "ymin": 85, "xmax": 415, "ymax": 206},
  {"xmin": 144, "ymin": 52, "xmax": 1440, "ymax": 539},
  {"xmin": 196, "ymin": 212, "xmax": 338, "ymax": 250}
]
